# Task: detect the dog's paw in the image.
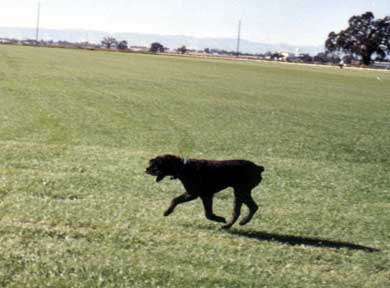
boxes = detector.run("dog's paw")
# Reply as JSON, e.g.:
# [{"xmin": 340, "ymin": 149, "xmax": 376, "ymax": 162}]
[
  {"xmin": 217, "ymin": 217, "xmax": 227, "ymax": 223},
  {"xmin": 163, "ymin": 209, "xmax": 173, "ymax": 217},
  {"xmin": 220, "ymin": 224, "xmax": 232, "ymax": 230},
  {"xmin": 239, "ymin": 219, "xmax": 249, "ymax": 226}
]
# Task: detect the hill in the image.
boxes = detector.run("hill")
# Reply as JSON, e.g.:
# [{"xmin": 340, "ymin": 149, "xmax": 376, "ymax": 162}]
[{"xmin": 0, "ymin": 27, "xmax": 323, "ymax": 54}]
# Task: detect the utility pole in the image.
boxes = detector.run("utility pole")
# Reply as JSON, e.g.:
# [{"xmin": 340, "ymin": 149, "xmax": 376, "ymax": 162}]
[
  {"xmin": 35, "ymin": 2, "xmax": 41, "ymax": 43},
  {"xmin": 236, "ymin": 19, "xmax": 241, "ymax": 57}
]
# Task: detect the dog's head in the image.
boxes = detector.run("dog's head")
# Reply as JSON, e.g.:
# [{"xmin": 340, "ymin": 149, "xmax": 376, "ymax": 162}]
[{"xmin": 145, "ymin": 154, "xmax": 184, "ymax": 182}]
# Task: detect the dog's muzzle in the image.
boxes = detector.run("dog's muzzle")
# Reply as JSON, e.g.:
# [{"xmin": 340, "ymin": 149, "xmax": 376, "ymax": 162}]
[
  {"xmin": 145, "ymin": 167, "xmax": 157, "ymax": 175},
  {"xmin": 145, "ymin": 167, "xmax": 165, "ymax": 182}
]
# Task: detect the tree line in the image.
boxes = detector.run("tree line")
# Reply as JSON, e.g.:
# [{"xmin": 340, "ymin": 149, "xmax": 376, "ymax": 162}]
[
  {"xmin": 100, "ymin": 37, "xmax": 185, "ymax": 54},
  {"xmin": 100, "ymin": 11, "xmax": 390, "ymax": 66}
]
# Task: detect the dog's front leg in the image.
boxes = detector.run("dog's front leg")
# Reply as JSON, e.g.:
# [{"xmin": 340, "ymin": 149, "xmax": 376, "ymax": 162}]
[{"xmin": 164, "ymin": 193, "xmax": 197, "ymax": 216}]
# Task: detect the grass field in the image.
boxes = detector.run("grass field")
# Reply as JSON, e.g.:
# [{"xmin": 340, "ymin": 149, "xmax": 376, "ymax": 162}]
[{"xmin": 0, "ymin": 44, "xmax": 390, "ymax": 287}]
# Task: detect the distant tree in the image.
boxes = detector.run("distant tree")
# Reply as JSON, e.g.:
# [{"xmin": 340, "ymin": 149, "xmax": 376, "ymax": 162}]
[
  {"xmin": 150, "ymin": 42, "xmax": 165, "ymax": 53},
  {"xmin": 177, "ymin": 45, "xmax": 187, "ymax": 54},
  {"xmin": 117, "ymin": 40, "xmax": 128, "ymax": 50},
  {"xmin": 325, "ymin": 12, "xmax": 390, "ymax": 65},
  {"xmin": 313, "ymin": 52, "xmax": 342, "ymax": 64},
  {"xmin": 264, "ymin": 51, "xmax": 273, "ymax": 58},
  {"xmin": 271, "ymin": 52, "xmax": 283, "ymax": 60},
  {"xmin": 101, "ymin": 37, "xmax": 117, "ymax": 49},
  {"xmin": 298, "ymin": 53, "xmax": 313, "ymax": 63},
  {"xmin": 313, "ymin": 52, "xmax": 327, "ymax": 63},
  {"xmin": 204, "ymin": 48, "xmax": 210, "ymax": 54}
]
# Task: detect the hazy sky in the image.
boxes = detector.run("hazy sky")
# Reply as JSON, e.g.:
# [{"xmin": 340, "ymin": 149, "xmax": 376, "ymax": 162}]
[{"xmin": 0, "ymin": 0, "xmax": 389, "ymax": 46}]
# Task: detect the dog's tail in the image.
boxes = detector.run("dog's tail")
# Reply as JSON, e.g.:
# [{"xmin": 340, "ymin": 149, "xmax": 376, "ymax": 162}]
[{"xmin": 249, "ymin": 164, "xmax": 265, "ymax": 188}]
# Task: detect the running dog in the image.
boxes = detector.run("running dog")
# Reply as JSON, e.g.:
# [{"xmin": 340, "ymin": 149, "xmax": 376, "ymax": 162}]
[{"xmin": 145, "ymin": 154, "xmax": 264, "ymax": 229}]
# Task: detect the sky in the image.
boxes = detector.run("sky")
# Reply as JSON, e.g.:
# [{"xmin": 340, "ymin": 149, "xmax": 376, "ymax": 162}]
[{"xmin": 0, "ymin": 0, "xmax": 389, "ymax": 46}]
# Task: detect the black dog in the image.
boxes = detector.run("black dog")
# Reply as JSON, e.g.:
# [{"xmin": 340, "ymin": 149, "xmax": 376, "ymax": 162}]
[{"xmin": 145, "ymin": 155, "xmax": 264, "ymax": 229}]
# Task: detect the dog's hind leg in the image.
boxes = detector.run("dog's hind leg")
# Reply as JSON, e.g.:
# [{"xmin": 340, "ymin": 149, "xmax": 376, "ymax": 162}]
[
  {"xmin": 239, "ymin": 193, "xmax": 258, "ymax": 226},
  {"xmin": 164, "ymin": 193, "xmax": 197, "ymax": 216},
  {"xmin": 221, "ymin": 195, "xmax": 243, "ymax": 229},
  {"xmin": 201, "ymin": 196, "xmax": 226, "ymax": 223}
]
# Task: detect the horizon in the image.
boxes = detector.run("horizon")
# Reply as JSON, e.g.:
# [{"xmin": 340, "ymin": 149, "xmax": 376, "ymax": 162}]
[
  {"xmin": 0, "ymin": 0, "xmax": 389, "ymax": 47},
  {"xmin": 0, "ymin": 25, "xmax": 324, "ymax": 48}
]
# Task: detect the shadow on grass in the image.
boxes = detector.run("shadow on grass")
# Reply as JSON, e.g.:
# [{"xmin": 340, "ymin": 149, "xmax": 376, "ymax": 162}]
[{"xmin": 224, "ymin": 229, "xmax": 380, "ymax": 253}]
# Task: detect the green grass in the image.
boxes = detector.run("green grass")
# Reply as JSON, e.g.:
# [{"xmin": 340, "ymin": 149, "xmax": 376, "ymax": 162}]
[{"xmin": 0, "ymin": 44, "xmax": 390, "ymax": 287}]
